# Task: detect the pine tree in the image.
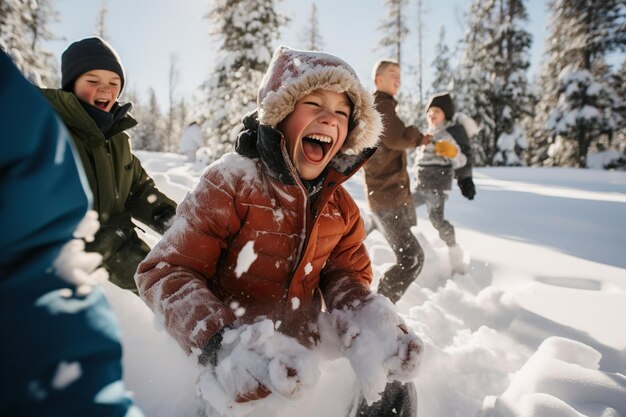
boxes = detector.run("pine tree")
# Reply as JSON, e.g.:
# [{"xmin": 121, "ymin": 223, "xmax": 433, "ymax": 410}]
[
  {"xmin": 430, "ymin": 26, "xmax": 453, "ymax": 95},
  {"xmin": 165, "ymin": 53, "xmax": 180, "ymax": 153},
  {"xmin": 527, "ymin": 1, "xmax": 562, "ymax": 165},
  {"xmin": 299, "ymin": 2, "xmax": 324, "ymax": 51},
  {"xmin": 202, "ymin": 0, "xmax": 287, "ymax": 163},
  {"xmin": 94, "ymin": 1, "xmax": 109, "ymax": 39},
  {"xmin": 131, "ymin": 88, "xmax": 167, "ymax": 152},
  {"xmin": 610, "ymin": 60, "xmax": 626, "ymax": 157},
  {"xmin": 537, "ymin": 0, "xmax": 626, "ymax": 167},
  {"xmin": 455, "ymin": 0, "xmax": 497, "ymax": 166},
  {"xmin": 456, "ymin": 0, "xmax": 534, "ymax": 166},
  {"xmin": 125, "ymin": 88, "xmax": 148, "ymax": 150},
  {"xmin": 1, "ymin": 0, "xmax": 58, "ymax": 87},
  {"xmin": 376, "ymin": 0, "xmax": 409, "ymax": 65}
]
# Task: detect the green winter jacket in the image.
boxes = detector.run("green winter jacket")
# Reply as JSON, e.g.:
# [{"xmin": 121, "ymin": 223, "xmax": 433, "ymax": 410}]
[{"xmin": 41, "ymin": 89, "xmax": 177, "ymax": 292}]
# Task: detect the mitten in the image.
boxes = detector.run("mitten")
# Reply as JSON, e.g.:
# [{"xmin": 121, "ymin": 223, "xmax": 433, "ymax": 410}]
[
  {"xmin": 330, "ymin": 295, "xmax": 424, "ymax": 404},
  {"xmin": 434, "ymin": 140, "xmax": 459, "ymax": 158},
  {"xmin": 458, "ymin": 177, "xmax": 476, "ymax": 200},
  {"xmin": 197, "ymin": 319, "xmax": 320, "ymax": 409},
  {"xmin": 151, "ymin": 203, "xmax": 176, "ymax": 233}
]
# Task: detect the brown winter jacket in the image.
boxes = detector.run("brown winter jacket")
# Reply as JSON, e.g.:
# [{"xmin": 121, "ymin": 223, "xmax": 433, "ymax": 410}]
[
  {"xmin": 135, "ymin": 112, "xmax": 376, "ymax": 353},
  {"xmin": 363, "ymin": 91, "xmax": 426, "ymax": 212}
]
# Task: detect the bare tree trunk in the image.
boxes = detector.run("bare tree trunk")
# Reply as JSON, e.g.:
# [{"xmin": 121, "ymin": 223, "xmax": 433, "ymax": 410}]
[
  {"xmin": 416, "ymin": 0, "xmax": 423, "ymax": 104},
  {"xmin": 167, "ymin": 53, "xmax": 179, "ymax": 152}
]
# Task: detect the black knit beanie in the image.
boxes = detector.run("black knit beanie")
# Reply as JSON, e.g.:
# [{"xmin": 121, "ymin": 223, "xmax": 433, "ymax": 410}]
[
  {"xmin": 61, "ymin": 37, "xmax": 125, "ymax": 92},
  {"xmin": 426, "ymin": 92, "xmax": 455, "ymax": 121}
]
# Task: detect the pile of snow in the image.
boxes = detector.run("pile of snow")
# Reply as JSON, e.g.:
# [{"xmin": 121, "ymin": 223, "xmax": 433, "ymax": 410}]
[{"xmin": 101, "ymin": 151, "xmax": 625, "ymax": 417}]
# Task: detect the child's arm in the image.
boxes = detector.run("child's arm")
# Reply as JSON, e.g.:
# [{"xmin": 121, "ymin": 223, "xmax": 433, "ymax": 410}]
[
  {"xmin": 135, "ymin": 165, "xmax": 240, "ymax": 354},
  {"xmin": 376, "ymin": 98, "xmax": 426, "ymax": 150},
  {"xmin": 447, "ymin": 124, "xmax": 473, "ymax": 179},
  {"xmin": 126, "ymin": 155, "xmax": 177, "ymax": 233},
  {"xmin": 434, "ymin": 138, "xmax": 467, "ymax": 169},
  {"xmin": 318, "ymin": 190, "xmax": 374, "ymax": 311}
]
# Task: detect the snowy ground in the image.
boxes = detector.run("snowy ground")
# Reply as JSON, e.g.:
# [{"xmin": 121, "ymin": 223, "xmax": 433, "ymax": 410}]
[{"xmin": 105, "ymin": 151, "xmax": 626, "ymax": 417}]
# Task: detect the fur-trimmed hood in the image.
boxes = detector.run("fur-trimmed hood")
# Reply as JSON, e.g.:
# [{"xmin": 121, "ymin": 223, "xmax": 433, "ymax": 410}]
[{"xmin": 257, "ymin": 46, "xmax": 382, "ymax": 155}]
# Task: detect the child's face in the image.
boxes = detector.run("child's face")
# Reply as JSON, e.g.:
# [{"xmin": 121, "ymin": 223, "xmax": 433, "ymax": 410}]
[
  {"xmin": 278, "ymin": 90, "xmax": 351, "ymax": 181},
  {"xmin": 73, "ymin": 69, "xmax": 121, "ymax": 112},
  {"xmin": 375, "ymin": 64, "xmax": 401, "ymax": 96},
  {"xmin": 427, "ymin": 106, "xmax": 446, "ymax": 128}
]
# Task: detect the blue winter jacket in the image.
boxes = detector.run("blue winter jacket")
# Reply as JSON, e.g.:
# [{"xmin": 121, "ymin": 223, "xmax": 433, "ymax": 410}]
[{"xmin": 0, "ymin": 51, "xmax": 143, "ymax": 417}]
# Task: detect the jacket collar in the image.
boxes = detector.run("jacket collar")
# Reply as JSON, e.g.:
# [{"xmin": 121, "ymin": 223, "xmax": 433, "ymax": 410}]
[
  {"xmin": 40, "ymin": 89, "xmax": 137, "ymax": 142},
  {"xmin": 374, "ymin": 90, "xmax": 397, "ymax": 104}
]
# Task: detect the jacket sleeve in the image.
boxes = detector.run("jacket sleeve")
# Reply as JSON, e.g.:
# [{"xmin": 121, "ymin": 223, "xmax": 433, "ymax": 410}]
[
  {"xmin": 84, "ymin": 213, "xmax": 134, "ymax": 261},
  {"xmin": 135, "ymin": 166, "xmax": 239, "ymax": 354},
  {"xmin": 318, "ymin": 189, "xmax": 374, "ymax": 311},
  {"xmin": 126, "ymin": 155, "xmax": 177, "ymax": 234},
  {"xmin": 377, "ymin": 98, "xmax": 424, "ymax": 151},
  {"xmin": 448, "ymin": 124, "xmax": 473, "ymax": 179}
]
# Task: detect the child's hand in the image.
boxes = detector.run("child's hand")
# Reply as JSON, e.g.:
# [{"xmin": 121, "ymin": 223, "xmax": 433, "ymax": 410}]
[
  {"xmin": 197, "ymin": 319, "xmax": 320, "ymax": 408},
  {"xmin": 330, "ymin": 295, "xmax": 424, "ymax": 404},
  {"xmin": 434, "ymin": 140, "xmax": 459, "ymax": 158},
  {"xmin": 384, "ymin": 323, "xmax": 423, "ymax": 381},
  {"xmin": 420, "ymin": 134, "xmax": 432, "ymax": 146}
]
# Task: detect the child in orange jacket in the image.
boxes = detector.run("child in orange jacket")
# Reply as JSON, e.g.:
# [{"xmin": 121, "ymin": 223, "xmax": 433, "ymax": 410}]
[{"xmin": 136, "ymin": 46, "xmax": 424, "ymax": 416}]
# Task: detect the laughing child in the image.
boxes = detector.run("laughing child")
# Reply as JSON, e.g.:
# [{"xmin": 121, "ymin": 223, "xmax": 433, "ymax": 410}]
[
  {"xmin": 41, "ymin": 37, "xmax": 177, "ymax": 293},
  {"xmin": 135, "ymin": 46, "xmax": 424, "ymax": 416}
]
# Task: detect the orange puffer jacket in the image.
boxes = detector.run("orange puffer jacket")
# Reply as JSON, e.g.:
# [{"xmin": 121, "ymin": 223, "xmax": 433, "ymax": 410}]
[{"xmin": 136, "ymin": 113, "xmax": 376, "ymax": 354}]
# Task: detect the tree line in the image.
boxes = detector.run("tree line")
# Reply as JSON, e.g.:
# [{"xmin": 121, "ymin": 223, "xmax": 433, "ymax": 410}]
[{"xmin": 2, "ymin": 0, "xmax": 624, "ymax": 169}]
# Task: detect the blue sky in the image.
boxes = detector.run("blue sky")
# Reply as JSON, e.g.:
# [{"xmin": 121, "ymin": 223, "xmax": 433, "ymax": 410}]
[{"xmin": 47, "ymin": 0, "xmax": 549, "ymax": 109}]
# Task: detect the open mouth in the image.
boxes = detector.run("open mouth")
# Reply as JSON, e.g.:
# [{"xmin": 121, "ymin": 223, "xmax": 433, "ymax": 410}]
[
  {"xmin": 302, "ymin": 134, "xmax": 333, "ymax": 163},
  {"xmin": 94, "ymin": 99, "xmax": 110, "ymax": 110}
]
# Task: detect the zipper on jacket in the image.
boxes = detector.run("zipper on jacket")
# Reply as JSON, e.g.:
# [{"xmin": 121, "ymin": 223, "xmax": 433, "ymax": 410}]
[{"xmin": 105, "ymin": 138, "xmax": 120, "ymax": 200}]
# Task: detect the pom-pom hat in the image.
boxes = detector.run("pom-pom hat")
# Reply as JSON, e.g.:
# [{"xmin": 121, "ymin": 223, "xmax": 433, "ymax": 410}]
[{"xmin": 257, "ymin": 46, "xmax": 382, "ymax": 155}]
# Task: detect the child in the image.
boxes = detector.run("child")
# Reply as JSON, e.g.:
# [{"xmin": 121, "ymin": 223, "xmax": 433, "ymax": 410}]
[
  {"xmin": 135, "ymin": 46, "xmax": 424, "ymax": 416},
  {"xmin": 363, "ymin": 59, "xmax": 431, "ymax": 304},
  {"xmin": 412, "ymin": 92, "xmax": 476, "ymax": 272},
  {"xmin": 179, "ymin": 120, "xmax": 205, "ymax": 161},
  {"xmin": 1, "ymin": 50, "xmax": 143, "ymax": 417},
  {"xmin": 41, "ymin": 37, "xmax": 177, "ymax": 293}
]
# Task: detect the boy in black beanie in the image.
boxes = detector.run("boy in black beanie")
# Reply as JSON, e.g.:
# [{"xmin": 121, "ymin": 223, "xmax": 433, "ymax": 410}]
[
  {"xmin": 412, "ymin": 91, "xmax": 477, "ymax": 273},
  {"xmin": 41, "ymin": 37, "xmax": 177, "ymax": 293}
]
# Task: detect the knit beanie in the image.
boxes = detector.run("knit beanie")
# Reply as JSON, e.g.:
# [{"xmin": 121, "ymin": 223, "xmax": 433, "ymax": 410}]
[
  {"xmin": 426, "ymin": 92, "xmax": 455, "ymax": 121},
  {"xmin": 61, "ymin": 37, "xmax": 125, "ymax": 92},
  {"xmin": 257, "ymin": 46, "xmax": 382, "ymax": 155}
]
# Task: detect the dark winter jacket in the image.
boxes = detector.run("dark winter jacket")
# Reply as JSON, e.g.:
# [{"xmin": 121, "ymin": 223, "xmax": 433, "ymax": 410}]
[
  {"xmin": 1, "ymin": 51, "xmax": 141, "ymax": 417},
  {"xmin": 136, "ymin": 112, "xmax": 376, "ymax": 353},
  {"xmin": 363, "ymin": 91, "xmax": 427, "ymax": 211},
  {"xmin": 41, "ymin": 89, "xmax": 177, "ymax": 291}
]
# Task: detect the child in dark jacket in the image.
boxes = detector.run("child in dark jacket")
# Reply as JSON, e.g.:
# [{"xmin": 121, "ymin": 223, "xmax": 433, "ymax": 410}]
[
  {"xmin": 1, "ymin": 50, "xmax": 143, "ymax": 417},
  {"xmin": 136, "ymin": 46, "xmax": 424, "ymax": 417},
  {"xmin": 413, "ymin": 92, "xmax": 477, "ymax": 273},
  {"xmin": 41, "ymin": 37, "xmax": 177, "ymax": 293}
]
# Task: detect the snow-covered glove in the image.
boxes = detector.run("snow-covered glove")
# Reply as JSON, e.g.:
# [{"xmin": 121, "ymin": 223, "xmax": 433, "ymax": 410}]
[
  {"xmin": 196, "ymin": 319, "xmax": 320, "ymax": 408},
  {"xmin": 458, "ymin": 177, "xmax": 476, "ymax": 200},
  {"xmin": 434, "ymin": 140, "xmax": 459, "ymax": 158},
  {"xmin": 330, "ymin": 295, "xmax": 424, "ymax": 404}
]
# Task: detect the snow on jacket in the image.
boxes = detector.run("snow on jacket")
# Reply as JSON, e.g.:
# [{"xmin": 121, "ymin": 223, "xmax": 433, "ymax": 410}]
[
  {"xmin": 136, "ymin": 112, "xmax": 376, "ymax": 354},
  {"xmin": 40, "ymin": 89, "xmax": 176, "ymax": 267},
  {"xmin": 363, "ymin": 91, "xmax": 427, "ymax": 212}
]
